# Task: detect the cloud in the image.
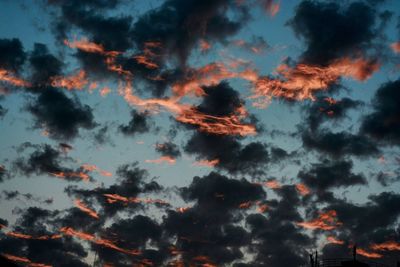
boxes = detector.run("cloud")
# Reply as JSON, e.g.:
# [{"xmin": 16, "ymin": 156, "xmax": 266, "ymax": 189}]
[
  {"xmin": 13, "ymin": 143, "xmax": 93, "ymax": 182},
  {"xmin": 25, "ymin": 43, "xmax": 97, "ymax": 140},
  {"xmin": 27, "ymin": 89, "xmax": 96, "ymax": 140},
  {"xmin": 301, "ymin": 129, "xmax": 379, "ymax": 158},
  {"xmin": 0, "ymin": 104, "xmax": 7, "ymax": 119},
  {"xmin": 183, "ymin": 82, "xmax": 268, "ymax": 175},
  {"xmin": 360, "ymin": 79, "xmax": 400, "ymax": 145},
  {"xmin": 119, "ymin": 110, "xmax": 153, "ymax": 136},
  {"xmin": 297, "ymin": 159, "xmax": 366, "ymax": 193},
  {"xmin": 65, "ymin": 162, "xmax": 163, "ymax": 217},
  {"xmin": 244, "ymin": 185, "xmax": 313, "ymax": 266},
  {"xmin": 0, "ymin": 164, "xmax": 9, "ymax": 183},
  {"xmin": 162, "ymin": 172, "xmax": 265, "ymax": 265},
  {"xmin": 288, "ymin": 0, "xmax": 378, "ymax": 65},
  {"xmin": 0, "ymin": 207, "xmax": 89, "ymax": 267},
  {"xmin": 0, "ymin": 38, "xmax": 26, "ymax": 73},
  {"xmin": 29, "ymin": 43, "xmax": 63, "ymax": 85},
  {"xmin": 155, "ymin": 142, "xmax": 181, "ymax": 158},
  {"xmin": 303, "ymin": 97, "xmax": 363, "ymax": 132},
  {"xmin": 131, "ymin": 0, "xmax": 250, "ymax": 65},
  {"xmin": 1, "ymin": 190, "xmax": 53, "ymax": 205}
]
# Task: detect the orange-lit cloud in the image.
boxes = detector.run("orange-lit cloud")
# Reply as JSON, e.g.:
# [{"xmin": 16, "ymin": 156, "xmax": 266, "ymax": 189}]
[
  {"xmin": 176, "ymin": 106, "xmax": 257, "ymax": 136},
  {"xmin": 324, "ymin": 97, "xmax": 337, "ymax": 105},
  {"xmin": 103, "ymin": 193, "xmax": 169, "ymax": 206},
  {"xmin": 171, "ymin": 62, "xmax": 258, "ymax": 98},
  {"xmin": 100, "ymin": 86, "xmax": 111, "ymax": 97},
  {"xmin": 327, "ymin": 236, "xmax": 344, "ymax": 245},
  {"xmin": 295, "ymin": 183, "xmax": 310, "ymax": 196},
  {"xmin": 238, "ymin": 201, "xmax": 253, "ymax": 209},
  {"xmin": 6, "ymin": 231, "xmax": 61, "ymax": 240},
  {"xmin": 192, "ymin": 159, "xmax": 220, "ymax": 167},
  {"xmin": 1, "ymin": 253, "xmax": 52, "ymax": 267},
  {"xmin": 251, "ymin": 57, "xmax": 379, "ymax": 108},
  {"xmin": 145, "ymin": 156, "xmax": 176, "ymax": 165},
  {"xmin": 64, "ymin": 37, "xmax": 131, "ymax": 77},
  {"xmin": 177, "ymin": 207, "xmax": 190, "ymax": 213},
  {"xmin": 264, "ymin": 179, "xmax": 282, "ymax": 189},
  {"xmin": 60, "ymin": 227, "xmax": 141, "ymax": 256},
  {"xmin": 257, "ymin": 203, "xmax": 269, "ymax": 213},
  {"xmin": 262, "ymin": 0, "xmax": 280, "ymax": 17},
  {"xmin": 103, "ymin": 193, "xmax": 129, "ymax": 204},
  {"xmin": 133, "ymin": 41, "xmax": 161, "ymax": 69},
  {"xmin": 133, "ymin": 55, "xmax": 159, "ymax": 69},
  {"xmin": 370, "ymin": 240, "xmax": 400, "ymax": 251},
  {"xmin": 357, "ymin": 248, "xmax": 383, "ymax": 259},
  {"xmin": 81, "ymin": 164, "xmax": 113, "ymax": 177},
  {"xmin": 297, "ymin": 210, "xmax": 342, "ymax": 231},
  {"xmin": 105, "ymin": 57, "xmax": 132, "ymax": 76},
  {"xmin": 50, "ymin": 70, "xmax": 88, "ymax": 90},
  {"xmin": 121, "ymin": 79, "xmax": 256, "ymax": 136},
  {"xmin": 391, "ymin": 42, "xmax": 400, "ymax": 53},
  {"xmin": 0, "ymin": 69, "xmax": 31, "ymax": 87},
  {"xmin": 190, "ymin": 256, "xmax": 217, "ymax": 267},
  {"xmin": 74, "ymin": 198, "xmax": 99, "ymax": 219},
  {"xmin": 199, "ymin": 39, "xmax": 211, "ymax": 52},
  {"xmin": 64, "ymin": 38, "xmax": 120, "ymax": 57},
  {"xmin": 49, "ymin": 171, "xmax": 90, "ymax": 182}
]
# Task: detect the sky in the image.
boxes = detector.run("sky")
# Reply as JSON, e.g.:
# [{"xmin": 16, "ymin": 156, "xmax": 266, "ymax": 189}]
[{"xmin": 0, "ymin": 0, "xmax": 400, "ymax": 266}]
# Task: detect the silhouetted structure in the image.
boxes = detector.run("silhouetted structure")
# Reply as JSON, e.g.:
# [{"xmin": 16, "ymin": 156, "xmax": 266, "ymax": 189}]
[{"xmin": 310, "ymin": 246, "xmax": 391, "ymax": 267}]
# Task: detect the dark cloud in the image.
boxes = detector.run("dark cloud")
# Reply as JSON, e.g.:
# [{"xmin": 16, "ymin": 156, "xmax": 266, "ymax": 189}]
[
  {"xmin": 289, "ymin": 0, "xmax": 378, "ymax": 65},
  {"xmin": 119, "ymin": 110, "xmax": 153, "ymax": 136},
  {"xmin": 0, "ymin": 164, "xmax": 9, "ymax": 183},
  {"xmin": 196, "ymin": 81, "xmax": 243, "ymax": 116},
  {"xmin": 59, "ymin": 142, "xmax": 73, "ymax": 152},
  {"xmin": 0, "ymin": 255, "xmax": 18, "ymax": 267},
  {"xmin": 26, "ymin": 43, "xmax": 97, "ymax": 140},
  {"xmin": 1, "ymin": 190, "xmax": 53, "ymax": 205},
  {"xmin": 0, "ymin": 104, "xmax": 7, "ymax": 119},
  {"xmin": 357, "ymin": 191, "xmax": 400, "ymax": 231},
  {"xmin": 13, "ymin": 143, "xmax": 93, "ymax": 182},
  {"xmin": 162, "ymin": 172, "xmax": 265, "ymax": 265},
  {"xmin": 186, "ymin": 133, "xmax": 269, "ymax": 175},
  {"xmin": 303, "ymin": 97, "xmax": 363, "ymax": 132},
  {"xmin": 27, "ymin": 89, "xmax": 96, "ymax": 140},
  {"xmin": 184, "ymin": 82, "xmax": 268, "ymax": 175},
  {"xmin": 0, "ymin": 38, "xmax": 26, "ymax": 73},
  {"xmin": 1, "ymin": 1, "xmax": 400, "ymax": 266},
  {"xmin": 244, "ymin": 185, "xmax": 312, "ymax": 267},
  {"xmin": 95, "ymin": 215, "xmax": 165, "ymax": 265},
  {"xmin": 375, "ymin": 171, "xmax": 400, "ymax": 187},
  {"xmin": 269, "ymin": 146, "xmax": 298, "ymax": 163},
  {"xmin": 131, "ymin": 0, "xmax": 250, "ymax": 65},
  {"xmin": 323, "ymin": 191, "xmax": 400, "ymax": 259},
  {"xmin": 29, "ymin": 43, "xmax": 63, "ymax": 85},
  {"xmin": 298, "ymin": 159, "xmax": 366, "ymax": 192},
  {"xmin": 0, "ymin": 217, "xmax": 8, "ymax": 228},
  {"xmin": 48, "ymin": 0, "xmax": 130, "ymax": 50},
  {"xmin": 0, "ymin": 206, "xmax": 89, "ymax": 267},
  {"xmin": 155, "ymin": 141, "xmax": 181, "ymax": 158},
  {"xmin": 46, "ymin": 0, "xmax": 138, "ymax": 81},
  {"xmin": 301, "ymin": 129, "xmax": 379, "ymax": 158},
  {"xmin": 360, "ymin": 79, "xmax": 400, "ymax": 145},
  {"xmin": 181, "ymin": 172, "xmax": 266, "ymax": 211},
  {"xmin": 299, "ymin": 96, "xmax": 378, "ymax": 158},
  {"xmin": 65, "ymin": 162, "xmax": 163, "ymax": 217},
  {"xmin": 92, "ymin": 125, "xmax": 112, "ymax": 145}
]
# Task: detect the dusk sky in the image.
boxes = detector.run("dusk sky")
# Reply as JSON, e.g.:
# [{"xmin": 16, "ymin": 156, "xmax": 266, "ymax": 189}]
[{"xmin": 0, "ymin": 0, "xmax": 400, "ymax": 266}]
